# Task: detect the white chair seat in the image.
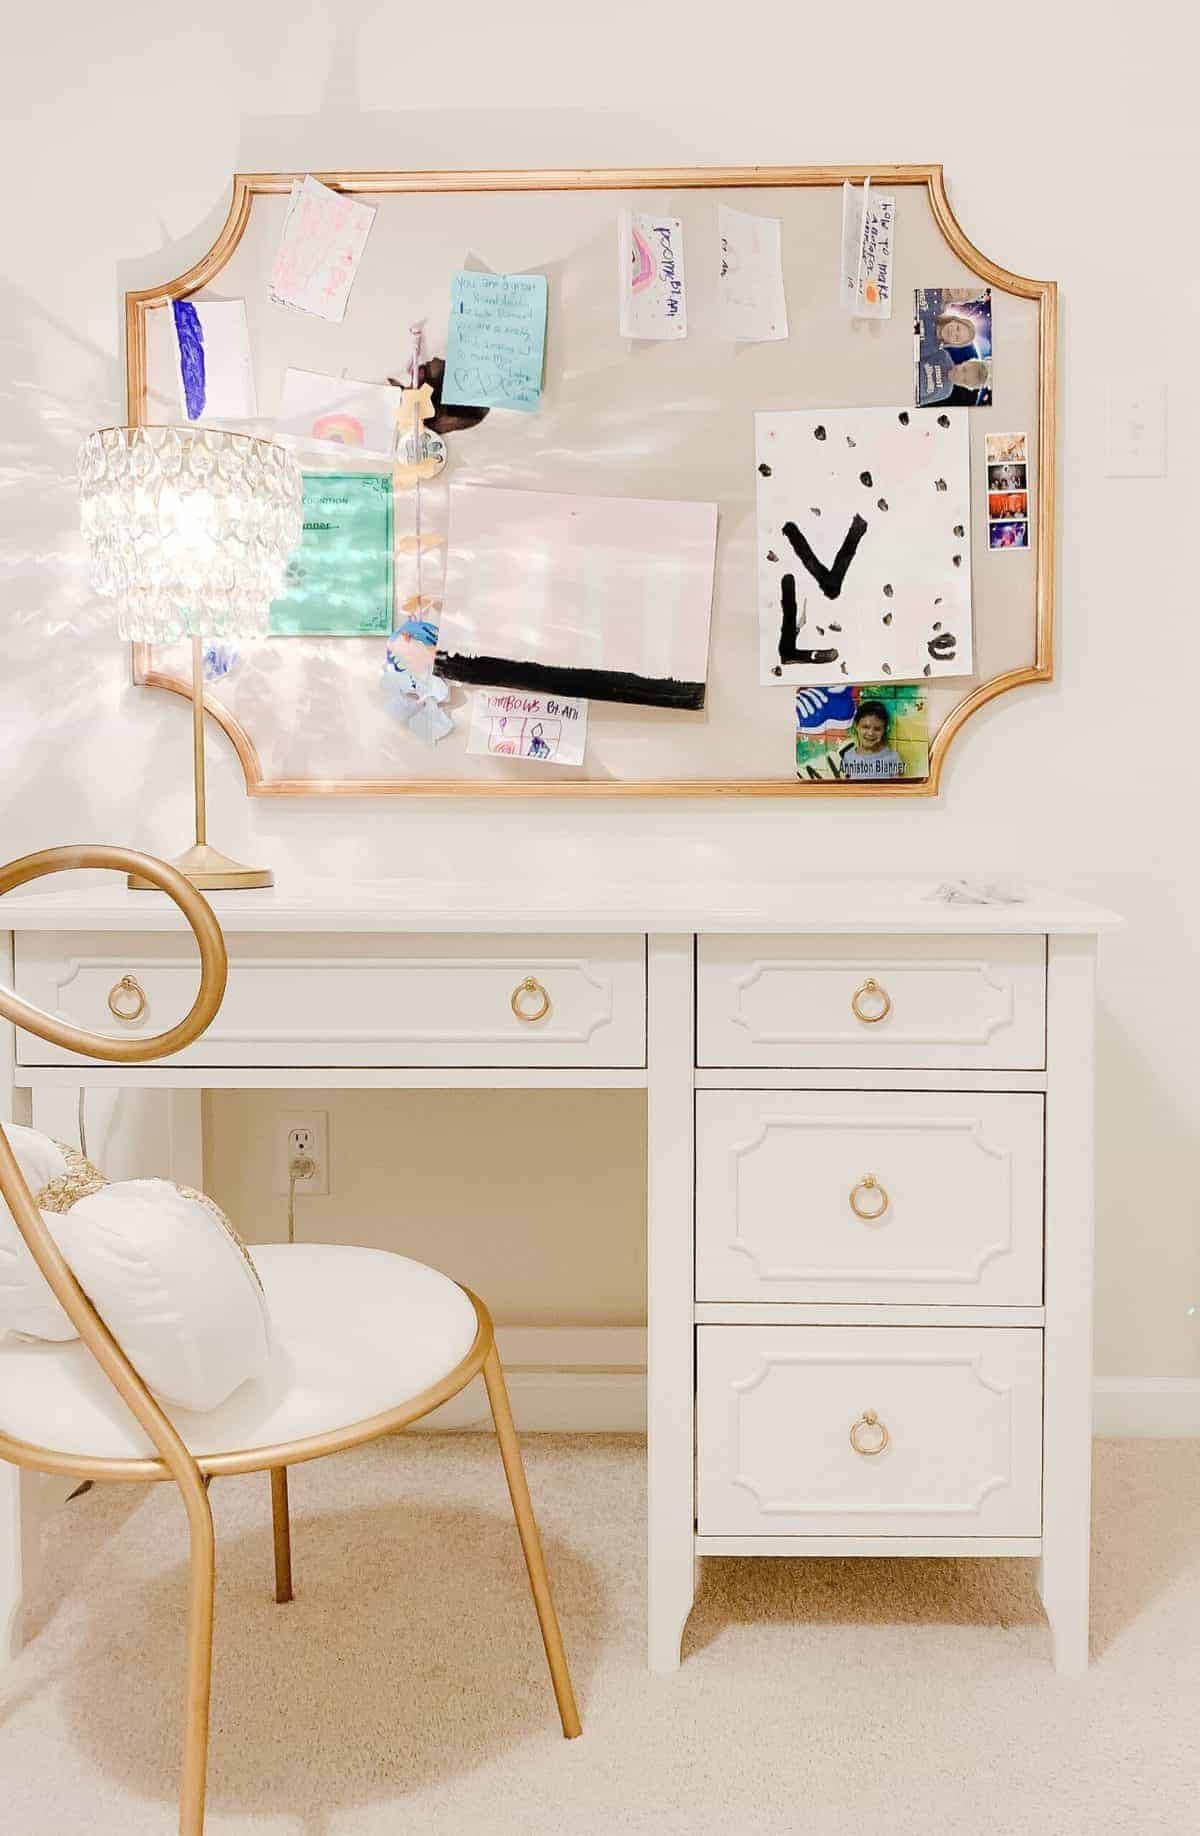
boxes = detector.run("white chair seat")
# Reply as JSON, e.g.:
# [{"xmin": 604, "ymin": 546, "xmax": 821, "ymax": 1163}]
[{"xmin": 0, "ymin": 1244, "xmax": 480, "ymax": 1466}]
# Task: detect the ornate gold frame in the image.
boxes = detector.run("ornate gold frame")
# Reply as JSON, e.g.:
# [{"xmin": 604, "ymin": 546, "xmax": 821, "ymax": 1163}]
[
  {"xmin": 0, "ymin": 846, "xmax": 580, "ymax": 1833},
  {"xmin": 126, "ymin": 165, "xmax": 1056, "ymax": 799}
]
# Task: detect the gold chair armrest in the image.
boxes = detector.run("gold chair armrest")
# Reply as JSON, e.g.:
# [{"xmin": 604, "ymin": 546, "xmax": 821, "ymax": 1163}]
[{"xmin": 0, "ymin": 845, "xmax": 227, "ymax": 1063}]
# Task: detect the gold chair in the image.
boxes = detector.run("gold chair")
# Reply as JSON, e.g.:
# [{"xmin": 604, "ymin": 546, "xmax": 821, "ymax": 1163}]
[{"xmin": 0, "ymin": 845, "xmax": 580, "ymax": 1836}]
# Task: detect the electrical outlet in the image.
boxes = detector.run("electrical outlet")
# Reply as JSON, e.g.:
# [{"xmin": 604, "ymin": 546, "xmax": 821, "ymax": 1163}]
[{"xmin": 274, "ymin": 1110, "xmax": 328, "ymax": 1195}]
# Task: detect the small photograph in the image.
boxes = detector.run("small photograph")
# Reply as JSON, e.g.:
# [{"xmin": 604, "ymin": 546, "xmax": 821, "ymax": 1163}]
[
  {"xmin": 988, "ymin": 519, "xmax": 1029, "ymax": 550},
  {"xmin": 795, "ymin": 683, "xmax": 930, "ymax": 783},
  {"xmin": 988, "ymin": 490, "xmax": 1028, "ymax": 520},
  {"xmin": 915, "ymin": 286, "xmax": 993, "ymax": 407},
  {"xmin": 988, "ymin": 461, "xmax": 1027, "ymax": 491},
  {"xmin": 986, "ymin": 430, "xmax": 1027, "ymax": 464}
]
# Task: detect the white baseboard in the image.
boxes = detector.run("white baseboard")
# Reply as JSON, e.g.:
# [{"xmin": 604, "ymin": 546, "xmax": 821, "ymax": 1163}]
[
  {"xmin": 1092, "ymin": 1377, "xmax": 1200, "ymax": 1438},
  {"xmin": 420, "ymin": 1335, "xmax": 1200, "ymax": 1438},
  {"xmin": 415, "ymin": 1327, "xmax": 647, "ymax": 1433}
]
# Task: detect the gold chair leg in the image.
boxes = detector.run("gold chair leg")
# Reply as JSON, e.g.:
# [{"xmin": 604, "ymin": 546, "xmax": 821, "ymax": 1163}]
[
  {"xmin": 481, "ymin": 1344, "xmax": 582, "ymax": 1739},
  {"xmin": 270, "ymin": 1468, "xmax": 293, "ymax": 1605},
  {"xmin": 180, "ymin": 1476, "xmax": 217, "ymax": 1836}
]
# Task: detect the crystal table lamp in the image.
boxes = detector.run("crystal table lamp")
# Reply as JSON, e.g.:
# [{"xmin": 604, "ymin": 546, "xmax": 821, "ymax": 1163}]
[{"xmin": 78, "ymin": 425, "xmax": 303, "ymax": 890}]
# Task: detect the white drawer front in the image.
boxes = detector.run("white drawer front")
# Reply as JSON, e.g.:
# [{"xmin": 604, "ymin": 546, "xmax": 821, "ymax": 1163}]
[
  {"xmin": 697, "ymin": 934, "xmax": 1046, "ymax": 1069},
  {"xmin": 697, "ymin": 1325, "xmax": 1043, "ymax": 1538},
  {"xmin": 14, "ymin": 933, "xmax": 646, "ymax": 1069},
  {"xmin": 696, "ymin": 1090, "xmax": 1044, "ymax": 1305}
]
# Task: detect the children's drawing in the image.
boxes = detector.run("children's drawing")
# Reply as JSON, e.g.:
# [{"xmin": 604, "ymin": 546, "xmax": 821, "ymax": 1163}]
[
  {"xmin": 915, "ymin": 287, "xmax": 993, "ymax": 406},
  {"xmin": 794, "ymin": 682, "xmax": 930, "ymax": 781},
  {"xmin": 170, "ymin": 300, "xmax": 256, "ymax": 422},
  {"xmin": 467, "ymin": 688, "xmax": 588, "ymax": 766},
  {"xmin": 618, "ymin": 211, "xmax": 687, "ymax": 338},
  {"xmin": 436, "ymin": 484, "xmax": 718, "ymax": 709},
  {"xmin": 269, "ymin": 176, "xmax": 376, "ymax": 323},
  {"xmin": 276, "ymin": 369, "xmax": 404, "ymax": 457},
  {"xmin": 717, "ymin": 204, "xmax": 788, "ymax": 341},
  {"xmin": 756, "ymin": 407, "xmax": 973, "ymax": 687}
]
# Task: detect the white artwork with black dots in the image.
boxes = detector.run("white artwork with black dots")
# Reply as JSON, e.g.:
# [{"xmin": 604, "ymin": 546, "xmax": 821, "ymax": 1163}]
[{"xmin": 756, "ymin": 407, "xmax": 973, "ymax": 686}]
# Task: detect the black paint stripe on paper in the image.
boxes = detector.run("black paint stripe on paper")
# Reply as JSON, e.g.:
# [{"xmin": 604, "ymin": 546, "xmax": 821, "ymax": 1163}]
[{"xmin": 433, "ymin": 652, "xmax": 706, "ymax": 711}]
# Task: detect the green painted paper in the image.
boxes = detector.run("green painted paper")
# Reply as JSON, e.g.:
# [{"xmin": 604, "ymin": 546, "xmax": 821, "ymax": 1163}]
[{"xmin": 270, "ymin": 471, "xmax": 393, "ymax": 636}]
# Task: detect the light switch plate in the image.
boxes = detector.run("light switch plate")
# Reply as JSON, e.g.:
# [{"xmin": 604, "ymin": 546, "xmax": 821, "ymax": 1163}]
[{"xmin": 1105, "ymin": 381, "xmax": 1166, "ymax": 476}]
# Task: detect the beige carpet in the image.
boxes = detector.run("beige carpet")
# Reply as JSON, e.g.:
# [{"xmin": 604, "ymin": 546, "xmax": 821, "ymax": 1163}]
[{"xmin": 1, "ymin": 1436, "xmax": 1198, "ymax": 1834}]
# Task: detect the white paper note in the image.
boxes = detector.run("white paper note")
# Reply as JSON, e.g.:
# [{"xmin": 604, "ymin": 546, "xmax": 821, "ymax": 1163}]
[
  {"xmin": 618, "ymin": 211, "xmax": 687, "ymax": 338},
  {"xmin": 269, "ymin": 176, "xmax": 376, "ymax": 323},
  {"xmin": 716, "ymin": 204, "xmax": 788, "ymax": 341},
  {"xmin": 839, "ymin": 183, "xmax": 895, "ymax": 319},
  {"xmin": 276, "ymin": 368, "xmax": 404, "ymax": 457},
  {"xmin": 171, "ymin": 299, "xmax": 256, "ymax": 422},
  {"xmin": 467, "ymin": 687, "xmax": 588, "ymax": 766}
]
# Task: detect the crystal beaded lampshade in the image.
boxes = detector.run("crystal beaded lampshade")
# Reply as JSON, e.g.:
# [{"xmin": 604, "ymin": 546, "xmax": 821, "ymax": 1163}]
[{"xmin": 78, "ymin": 425, "xmax": 303, "ymax": 643}]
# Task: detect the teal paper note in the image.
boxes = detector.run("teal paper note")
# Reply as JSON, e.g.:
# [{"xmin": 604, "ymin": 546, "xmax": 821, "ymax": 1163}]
[
  {"xmin": 442, "ymin": 270, "xmax": 547, "ymax": 413},
  {"xmin": 270, "ymin": 471, "xmax": 393, "ymax": 636}
]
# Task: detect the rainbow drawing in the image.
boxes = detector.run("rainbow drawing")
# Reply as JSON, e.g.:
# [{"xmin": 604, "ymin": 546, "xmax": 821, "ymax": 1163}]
[
  {"xmin": 630, "ymin": 226, "xmax": 657, "ymax": 293},
  {"xmin": 311, "ymin": 412, "xmax": 365, "ymax": 446}
]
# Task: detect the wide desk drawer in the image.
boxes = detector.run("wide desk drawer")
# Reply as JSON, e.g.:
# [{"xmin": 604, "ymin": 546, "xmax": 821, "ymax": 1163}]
[
  {"xmin": 696, "ymin": 1089, "xmax": 1043, "ymax": 1305},
  {"xmin": 697, "ymin": 1325, "xmax": 1043, "ymax": 1539},
  {"xmin": 697, "ymin": 934, "xmax": 1046, "ymax": 1069},
  {"xmin": 14, "ymin": 932, "xmax": 647, "ymax": 1068}
]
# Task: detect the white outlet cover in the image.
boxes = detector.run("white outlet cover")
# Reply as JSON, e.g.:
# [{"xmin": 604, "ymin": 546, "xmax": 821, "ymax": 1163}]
[{"xmin": 274, "ymin": 1110, "xmax": 329, "ymax": 1195}]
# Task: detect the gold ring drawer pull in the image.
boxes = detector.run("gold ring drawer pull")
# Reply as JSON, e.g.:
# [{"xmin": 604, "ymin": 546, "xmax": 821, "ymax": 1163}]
[
  {"xmin": 849, "ymin": 1175, "xmax": 889, "ymax": 1222},
  {"xmin": 849, "ymin": 1410, "xmax": 890, "ymax": 1457},
  {"xmin": 510, "ymin": 976, "xmax": 551, "ymax": 1024},
  {"xmin": 107, "ymin": 975, "xmax": 148, "ymax": 1024},
  {"xmin": 850, "ymin": 977, "xmax": 892, "ymax": 1024}
]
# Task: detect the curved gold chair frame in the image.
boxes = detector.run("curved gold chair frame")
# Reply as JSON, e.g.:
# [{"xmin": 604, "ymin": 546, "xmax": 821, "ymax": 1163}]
[
  {"xmin": 126, "ymin": 164, "xmax": 1056, "ymax": 800},
  {"xmin": 0, "ymin": 846, "xmax": 580, "ymax": 1836}
]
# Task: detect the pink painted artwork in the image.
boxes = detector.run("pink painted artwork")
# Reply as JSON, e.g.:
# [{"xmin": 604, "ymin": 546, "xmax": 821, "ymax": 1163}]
[{"xmin": 269, "ymin": 176, "xmax": 377, "ymax": 323}]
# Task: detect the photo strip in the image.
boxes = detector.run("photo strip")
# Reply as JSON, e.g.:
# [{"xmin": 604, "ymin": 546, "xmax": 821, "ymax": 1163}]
[
  {"xmin": 985, "ymin": 431, "xmax": 1030, "ymax": 550},
  {"xmin": 795, "ymin": 683, "xmax": 930, "ymax": 782}
]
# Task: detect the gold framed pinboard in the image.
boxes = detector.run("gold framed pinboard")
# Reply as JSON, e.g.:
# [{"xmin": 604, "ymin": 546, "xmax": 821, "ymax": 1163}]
[{"xmin": 126, "ymin": 165, "xmax": 1056, "ymax": 798}]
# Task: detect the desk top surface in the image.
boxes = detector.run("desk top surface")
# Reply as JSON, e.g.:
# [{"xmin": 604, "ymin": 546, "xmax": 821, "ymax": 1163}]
[{"xmin": 0, "ymin": 878, "xmax": 1119, "ymax": 936}]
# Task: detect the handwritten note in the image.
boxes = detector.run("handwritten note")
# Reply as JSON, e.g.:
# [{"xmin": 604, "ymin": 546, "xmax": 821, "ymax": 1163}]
[
  {"xmin": 839, "ymin": 182, "xmax": 895, "ymax": 319},
  {"xmin": 441, "ymin": 271, "xmax": 548, "ymax": 413},
  {"xmin": 467, "ymin": 687, "xmax": 588, "ymax": 766},
  {"xmin": 716, "ymin": 205, "xmax": 788, "ymax": 341},
  {"xmin": 269, "ymin": 176, "xmax": 376, "ymax": 323},
  {"xmin": 618, "ymin": 211, "xmax": 687, "ymax": 338},
  {"xmin": 170, "ymin": 299, "xmax": 256, "ymax": 421}
]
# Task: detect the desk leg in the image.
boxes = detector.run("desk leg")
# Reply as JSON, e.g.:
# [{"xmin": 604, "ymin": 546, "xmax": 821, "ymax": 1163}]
[
  {"xmin": 1, "ymin": 929, "xmax": 36, "ymax": 1662},
  {"xmin": 646, "ymin": 934, "xmax": 696, "ymax": 1674},
  {"xmin": 1037, "ymin": 935, "xmax": 1096, "ymax": 1677}
]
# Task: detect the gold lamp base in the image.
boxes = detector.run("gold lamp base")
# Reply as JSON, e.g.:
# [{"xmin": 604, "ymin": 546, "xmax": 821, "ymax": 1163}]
[
  {"xmin": 128, "ymin": 843, "xmax": 273, "ymax": 893},
  {"xmin": 128, "ymin": 637, "xmax": 274, "ymax": 893}
]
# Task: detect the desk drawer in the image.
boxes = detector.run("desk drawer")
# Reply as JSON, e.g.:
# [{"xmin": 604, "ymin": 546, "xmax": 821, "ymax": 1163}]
[
  {"xmin": 697, "ymin": 1325, "xmax": 1043, "ymax": 1539},
  {"xmin": 697, "ymin": 934, "xmax": 1046, "ymax": 1069},
  {"xmin": 14, "ymin": 933, "xmax": 646, "ymax": 1069},
  {"xmin": 696, "ymin": 1090, "xmax": 1043, "ymax": 1305}
]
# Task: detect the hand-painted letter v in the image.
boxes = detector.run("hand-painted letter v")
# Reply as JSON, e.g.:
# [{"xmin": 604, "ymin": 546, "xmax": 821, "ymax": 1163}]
[{"xmin": 782, "ymin": 514, "xmax": 869, "ymax": 599}]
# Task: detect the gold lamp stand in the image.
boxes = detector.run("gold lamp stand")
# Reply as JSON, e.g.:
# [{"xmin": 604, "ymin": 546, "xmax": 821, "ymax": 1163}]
[{"xmin": 129, "ymin": 638, "xmax": 273, "ymax": 891}]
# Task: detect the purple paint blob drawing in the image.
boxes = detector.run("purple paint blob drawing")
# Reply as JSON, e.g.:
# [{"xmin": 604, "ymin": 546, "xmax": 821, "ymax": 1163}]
[{"xmin": 172, "ymin": 300, "xmax": 206, "ymax": 419}]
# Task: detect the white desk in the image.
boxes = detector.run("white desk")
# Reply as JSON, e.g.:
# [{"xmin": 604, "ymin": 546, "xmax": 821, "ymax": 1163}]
[{"xmin": 1, "ymin": 878, "xmax": 1117, "ymax": 1674}]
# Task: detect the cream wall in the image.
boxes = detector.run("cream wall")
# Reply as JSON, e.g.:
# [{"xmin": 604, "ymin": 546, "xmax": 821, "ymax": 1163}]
[{"xmin": 1, "ymin": 2, "xmax": 1196, "ymax": 1369}]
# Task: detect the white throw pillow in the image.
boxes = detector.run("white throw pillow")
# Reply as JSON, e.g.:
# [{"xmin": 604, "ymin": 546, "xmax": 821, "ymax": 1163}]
[
  {"xmin": 55, "ymin": 1181, "xmax": 272, "ymax": 1413},
  {"xmin": 1, "ymin": 1126, "xmax": 271, "ymax": 1413},
  {"xmin": 0, "ymin": 1126, "xmax": 106, "ymax": 1341}
]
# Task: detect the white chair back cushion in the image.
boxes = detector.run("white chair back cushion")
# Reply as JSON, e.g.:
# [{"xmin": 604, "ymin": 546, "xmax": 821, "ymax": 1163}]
[
  {"xmin": 0, "ymin": 1126, "xmax": 93, "ymax": 1340},
  {"xmin": 1, "ymin": 1125, "xmax": 271, "ymax": 1413},
  {"xmin": 53, "ymin": 1181, "xmax": 272, "ymax": 1412}
]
